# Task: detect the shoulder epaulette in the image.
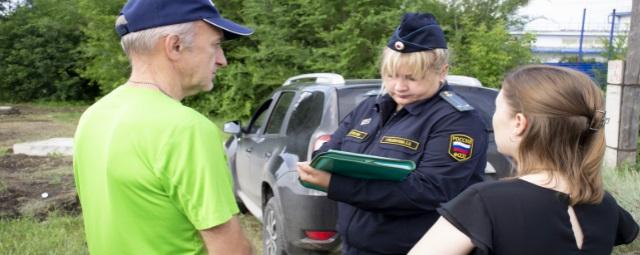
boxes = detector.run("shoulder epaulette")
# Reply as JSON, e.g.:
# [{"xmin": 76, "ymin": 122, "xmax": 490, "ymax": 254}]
[{"xmin": 439, "ymin": 91, "xmax": 474, "ymax": 112}]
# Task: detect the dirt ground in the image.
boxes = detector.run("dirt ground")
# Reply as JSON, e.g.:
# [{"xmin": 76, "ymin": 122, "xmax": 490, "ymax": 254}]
[
  {"xmin": 0, "ymin": 104, "xmax": 264, "ymax": 251},
  {"xmin": 0, "ymin": 104, "xmax": 83, "ymax": 218}
]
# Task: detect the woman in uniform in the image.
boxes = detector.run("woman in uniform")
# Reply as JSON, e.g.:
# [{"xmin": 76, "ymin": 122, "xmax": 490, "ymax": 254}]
[
  {"xmin": 297, "ymin": 12, "xmax": 489, "ymax": 255},
  {"xmin": 408, "ymin": 65, "xmax": 639, "ymax": 255}
]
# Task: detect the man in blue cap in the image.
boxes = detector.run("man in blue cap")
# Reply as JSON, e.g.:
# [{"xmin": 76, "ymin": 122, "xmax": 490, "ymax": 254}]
[
  {"xmin": 298, "ymin": 12, "xmax": 487, "ymax": 254},
  {"xmin": 73, "ymin": 0, "xmax": 254, "ymax": 254}
]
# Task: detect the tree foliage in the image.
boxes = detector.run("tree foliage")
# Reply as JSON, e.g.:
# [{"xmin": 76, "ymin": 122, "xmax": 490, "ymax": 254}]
[
  {"xmin": 0, "ymin": 0, "xmax": 98, "ymax": 101},
  {"xmin": 435, "ymin": 0, "xmax": 534, "ymax": 87},
  {"xmin": 0, "ymin": 0, "xmax": 534, "ymax": 119},
  {"xmin": 75, "ymin": 0, "xmax": 128, "ymax": 94},
  {"xmin": 192, "ymin": 0, "xmax": 533, "ymax": 119},
  {"xmin": 601, "ymin": 34, "xmax": 628, "ymax": 61},
  {"xmin": 450, "ymin": 18, "xmax": 534, "ymax": 87},
  {"xmin": 200, "ymin": 0, "xmax": 406, "ymax": 119}
]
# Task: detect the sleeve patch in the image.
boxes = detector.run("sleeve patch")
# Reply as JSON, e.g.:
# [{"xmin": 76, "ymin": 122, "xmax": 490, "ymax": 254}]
[
  {"xmin": 449, "ymin": 134, "xmax": 474, "ymax": 161},
  {"xmin": 347, "ymin": 129, "xmax": 368, "ymax": 140},
  {"xmin": 380, "ymin": 136, "xmax": 420, "ymax": 150}
]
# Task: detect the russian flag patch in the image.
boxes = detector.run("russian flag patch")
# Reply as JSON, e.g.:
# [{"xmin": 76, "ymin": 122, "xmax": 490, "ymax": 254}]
[{"xmin": 448, "ymin": 134, "xmax": 474, "ymax": 161}]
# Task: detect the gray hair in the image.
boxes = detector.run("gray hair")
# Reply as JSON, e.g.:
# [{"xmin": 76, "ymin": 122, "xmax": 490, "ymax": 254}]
[{"xmin": 115, "ymin": 15, "xmax": 197, "ymax": 56}]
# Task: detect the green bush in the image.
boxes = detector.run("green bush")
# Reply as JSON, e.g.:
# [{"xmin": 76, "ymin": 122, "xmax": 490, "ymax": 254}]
[
  {"xmin": 192, "ymin": 0, "xmax": 534, "ymax": 120},
  {"xmin": 76, "ymin": 0, "xmax": 129, "ymax": 94},
  {"xmin": 0, "ymin": 0, "xmax": 99, "ymax": 102},
  {"xmin": 1, "ymin": 0, "xmax": 535, "ymax": 120}
]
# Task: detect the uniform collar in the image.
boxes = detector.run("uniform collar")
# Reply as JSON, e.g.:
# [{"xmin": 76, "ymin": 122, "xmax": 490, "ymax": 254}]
[{"xmin": 377, "ymin": 82, "xmax": 451, "ymax": 115}]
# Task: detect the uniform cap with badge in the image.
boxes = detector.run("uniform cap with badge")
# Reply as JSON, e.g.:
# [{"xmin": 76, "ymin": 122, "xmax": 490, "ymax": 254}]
[
  {"xmin": 387, "ymin": 12, "xmax": 447, "ymax": 53},
  {"xmin": 385, "ymin": 12, "xmax": 474, "ymax": 112}
]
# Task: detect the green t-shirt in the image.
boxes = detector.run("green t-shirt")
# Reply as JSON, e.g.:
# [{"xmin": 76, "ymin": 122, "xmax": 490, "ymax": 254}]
[{"xmin": 73, "ymin": 85, "xmax": 239, "ymax": 255}]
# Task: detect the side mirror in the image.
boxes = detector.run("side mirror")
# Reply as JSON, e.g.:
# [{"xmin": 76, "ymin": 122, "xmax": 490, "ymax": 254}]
[{"xmin": 223, "ymin": 121, "xmax": 242, "ymax": 135}]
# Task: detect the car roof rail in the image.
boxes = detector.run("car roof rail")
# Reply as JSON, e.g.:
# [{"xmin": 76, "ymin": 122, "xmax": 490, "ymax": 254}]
[
  {"xmin": 283, "ymin": 73, "xmax": 345, "ymax": 86},
  {"xmin": 446, "ymin": 75, "xmax": 483, "ymax": 87}
]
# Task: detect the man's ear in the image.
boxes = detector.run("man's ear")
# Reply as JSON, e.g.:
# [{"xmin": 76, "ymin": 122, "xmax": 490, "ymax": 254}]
[
  {"xmin": 514, "ymin": 113, "xmax": 528, "ymax": 136},
  {"xmin": 164, "ymin": 35, "xmax": 182, "ymax": 61}
]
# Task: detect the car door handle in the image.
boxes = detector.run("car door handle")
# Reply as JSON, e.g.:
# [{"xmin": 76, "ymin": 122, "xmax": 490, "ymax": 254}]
[
  {"xmin": 246, "ymin": 147, "xmax": 253, "ymax": 153},
  {"xmin": 264, "ymin": 152, "xmax": 272, "ymax": 158}
]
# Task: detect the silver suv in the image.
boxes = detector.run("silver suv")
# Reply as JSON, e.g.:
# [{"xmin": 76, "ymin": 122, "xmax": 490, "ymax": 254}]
[{"xmin": 223, "ymin": 73, "xmax": 513, "ymax": 254}]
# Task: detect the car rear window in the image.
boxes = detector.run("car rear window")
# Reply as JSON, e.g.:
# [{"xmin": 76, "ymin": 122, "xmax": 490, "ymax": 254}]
[
  {"xmin": 337, "ymin": 87, "xmax": 379, "ymax": 120},
  {"xmin": 286, "ymin": 91, "xmax": 325, "ymax": 136},
  {"xmin": 450, "ymin": 86, "xmax": 497, "ymax": 131},
  {"xmin": 265, "ymin": 92, "xmax": 295, "ymax": 134}
]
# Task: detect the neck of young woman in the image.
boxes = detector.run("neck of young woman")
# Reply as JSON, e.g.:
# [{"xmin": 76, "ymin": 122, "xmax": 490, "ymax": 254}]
[{"xmin": 519, "ymin": 171, "xmax": 570, "ymax": 194}]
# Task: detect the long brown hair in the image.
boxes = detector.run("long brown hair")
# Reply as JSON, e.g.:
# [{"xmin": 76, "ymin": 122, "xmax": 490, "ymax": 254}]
[{"xmin": 502, "ymin": 65, "xmax": 606, "ymax": 205}]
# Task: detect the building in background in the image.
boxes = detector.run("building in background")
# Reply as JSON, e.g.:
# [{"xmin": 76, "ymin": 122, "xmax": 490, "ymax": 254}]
[
  {"xmin": 512, "ymin": 11, "xmax": 630, "ymax": 63},
  {"xmin": 511, "ymin": 0, "xmax": 632, "ymax": 81}
]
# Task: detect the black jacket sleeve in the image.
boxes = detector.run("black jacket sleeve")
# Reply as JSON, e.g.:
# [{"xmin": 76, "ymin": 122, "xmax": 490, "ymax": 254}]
[{"xmin": 615, "ymin": 203, "xmax": 639, "ymax": 245}]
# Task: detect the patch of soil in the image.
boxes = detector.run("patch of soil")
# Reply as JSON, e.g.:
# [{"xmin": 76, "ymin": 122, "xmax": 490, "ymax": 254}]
[
  {"xmin": 0, "ymin": 154, "xmax": 78, "ymax": 219},
  {"xmin": 0, "ymin": 104, "xmax": 83, "ymax": 219},
  {"xmin": 0, "ymin": 154, "xmax": 68, "ymax": 172}
]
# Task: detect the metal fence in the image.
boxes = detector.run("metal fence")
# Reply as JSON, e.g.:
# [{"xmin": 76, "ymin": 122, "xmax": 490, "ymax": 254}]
[{"xmin": 544, "ymin": 62, "xmax": 608, "ymax": 86}]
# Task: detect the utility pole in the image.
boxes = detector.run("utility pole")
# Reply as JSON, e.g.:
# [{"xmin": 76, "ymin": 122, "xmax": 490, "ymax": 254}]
[
  {"xmin": 578, "ymin": 8, "xmax": 586, "ymax": 63},
  {"xmin": 604, "ymin": 0, "xmax": 640, "ymax": 168}
]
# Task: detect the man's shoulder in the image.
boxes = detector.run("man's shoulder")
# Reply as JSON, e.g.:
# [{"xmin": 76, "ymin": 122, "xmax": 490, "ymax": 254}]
[
  {"xmin": 358, "ymin": 96, "xmax": 379, "ymax": 110},
  {"xmin": 83, "ymin": 86, "xmax": 215, "ymax": 131}
]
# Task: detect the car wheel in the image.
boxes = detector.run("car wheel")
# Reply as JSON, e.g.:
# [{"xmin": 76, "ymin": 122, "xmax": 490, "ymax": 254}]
[{"xmin": 263, "ymin": 196, "xmax": 286, "ymax": 255}]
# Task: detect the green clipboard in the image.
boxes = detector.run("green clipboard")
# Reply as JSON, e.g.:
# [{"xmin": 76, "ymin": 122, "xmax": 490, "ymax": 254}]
[{"xmin": 299, "ymin": 149, "xmax": 416, "ymax": 191}]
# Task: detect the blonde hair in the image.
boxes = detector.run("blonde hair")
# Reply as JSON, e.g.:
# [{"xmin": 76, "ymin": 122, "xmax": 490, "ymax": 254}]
[
  {"xmin": 502, "ymin": 65, "xmax": 606, "ymax": 205},
  {"xmin": 115, "ymin": 15, "xmax": 196, "ymax": 56},
  {"xmin": 379, "ymin": 47, "xmax": 448, "ymax": 80}
]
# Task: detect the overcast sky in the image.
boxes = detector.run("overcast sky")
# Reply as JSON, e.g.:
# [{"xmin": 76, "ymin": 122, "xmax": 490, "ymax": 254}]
[{"xmin": 516, "ymin": 0, "xmax": 633, "ymax": 31}]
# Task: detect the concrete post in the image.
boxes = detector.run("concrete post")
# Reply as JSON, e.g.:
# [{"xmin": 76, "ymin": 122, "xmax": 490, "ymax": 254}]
[{"xmin": 604, "ymin": 0, "xmax": 640, "ymax": 167}]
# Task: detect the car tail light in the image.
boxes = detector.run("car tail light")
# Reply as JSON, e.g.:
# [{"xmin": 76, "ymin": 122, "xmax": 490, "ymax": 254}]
[
  {"xmin": 312, "ymin": 134, "xmax": 332, "ymax": 152},
  {"xmin": 304, "ymin": 230, "xmax": 336, "ymax": 241}
]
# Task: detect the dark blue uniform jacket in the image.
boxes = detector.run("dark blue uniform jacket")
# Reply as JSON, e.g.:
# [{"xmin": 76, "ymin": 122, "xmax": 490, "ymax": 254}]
[{"xmin": 318, "ymin": 84, "xmax": 488, "ymax": 255}]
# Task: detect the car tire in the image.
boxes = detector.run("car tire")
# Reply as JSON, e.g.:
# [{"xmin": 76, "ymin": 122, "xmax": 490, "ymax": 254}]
[{"xmin": 263, "ymin": 196, "xmax": 286, "ymax": 255}]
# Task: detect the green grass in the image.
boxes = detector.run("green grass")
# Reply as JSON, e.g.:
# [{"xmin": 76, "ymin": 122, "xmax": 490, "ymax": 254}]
[
  {"xmin": 0, "ymin": 148, "xmax": 7, "ymax": 157},
  {"xmin": 0, "ymin": 212, "xmax": 87, "ymax": 255},
  {"xmin": 3, "ymin": 101, "xmax": 87, "ymax": 124},
  {"xmin": 0, "ymin": 180, "xmax": 6, "ymax": 193},
  {"xmin": 606, "ymin": 166, "xmax": 640, "ymax": 255},
  {"xmin": 49, "ymin": 111, "xmax": 84, "ymax": 124},
  {"xmin": 1, "ymin": 166, "xmax": 638, "ymax": 254},
  {"xmin": 28, "ymin": 100, "xmax": 89, "ymax": 108},
  {"xmin": 0, "ymin": 212, "xmax": 260, "ymax": 254},
  {"xmin": 239, "ymin": 213, "xmax": 263, "ymax": 254}
]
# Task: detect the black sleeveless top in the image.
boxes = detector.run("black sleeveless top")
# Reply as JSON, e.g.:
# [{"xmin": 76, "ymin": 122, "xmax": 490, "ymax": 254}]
[{"xmin": 438, "ymin": 179, "xmax": 639, "ymax": 255}]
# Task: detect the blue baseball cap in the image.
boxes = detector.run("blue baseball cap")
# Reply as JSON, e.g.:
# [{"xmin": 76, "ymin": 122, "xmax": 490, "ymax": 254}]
[
  {"xmin": 116, "ymin": 0, "xmax": 253, "ymax": 40},
  {"xmin": 387, "ymin": 13, "xmax": 447, "ymax": 53}
]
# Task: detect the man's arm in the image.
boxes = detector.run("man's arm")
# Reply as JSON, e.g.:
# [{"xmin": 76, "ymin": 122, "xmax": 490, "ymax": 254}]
[{"xmin": 200, "ymin": 216, "xmax": 253, "ymax": 255}]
